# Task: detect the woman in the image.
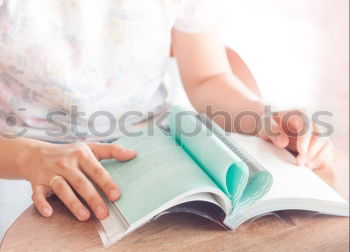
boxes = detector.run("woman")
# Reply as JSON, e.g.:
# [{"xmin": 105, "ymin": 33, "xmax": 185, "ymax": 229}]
[{"xmin": 0, "ymin": 0, "xmax": 333, "ymax": 222}]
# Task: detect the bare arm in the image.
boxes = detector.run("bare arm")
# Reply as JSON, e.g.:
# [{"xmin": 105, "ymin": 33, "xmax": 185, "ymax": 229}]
[
  {"xmin": 172, "ymin": 29, "xmax": 264, "ymax": 133},
  {"xmin": 225, "ymin": 47, "xmax": 262, "ymax": 98},
  {"xmin": 172, "ymin": 28, "xmax": 334, "ymax": 170}
]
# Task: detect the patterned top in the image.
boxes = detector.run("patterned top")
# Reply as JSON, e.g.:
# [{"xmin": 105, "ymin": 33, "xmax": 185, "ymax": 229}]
[{"xmin": 0, "ymin": 0, "xmax": 221, "ymax": 142}]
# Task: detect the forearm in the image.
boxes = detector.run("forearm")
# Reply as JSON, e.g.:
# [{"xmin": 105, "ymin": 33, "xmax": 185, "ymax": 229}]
[
  {"xmin": 225, "ymin": 47, "xmax": 262, "ymax": 99},
  {"xmin": 172, "ymin": 29, "xmax": 264, "ymax": 131},
  {"xmin": 187, "ymin": 73, "xmax": 265, "ymax": 133},
  {"xmin": 0, "ymin": 136, "xmax": 46, "ymax": 179}
]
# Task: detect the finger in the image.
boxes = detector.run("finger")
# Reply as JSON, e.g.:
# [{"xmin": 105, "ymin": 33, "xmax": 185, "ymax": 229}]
[
  {"xmin": 306, "ymin": 122, "xmax": 329, "ymax": 160},
  {"xmin": 50, "ymin": 176, "xmax": 91, "ymax": 221},
  {"xmin": 87, "ymin": 142, "xmax": 136, "ymax": 161},
  {"xmin": 61, "ymin": 169, "xmax": 109, "ymax": 220},
  {"xmin": 261, "ymin": 115, "xmax": 289, "ymax": 148},
  {"xmin": 283, "ymin": 111, "xmax": 312, "ymax": 155},
  {"xmin": 31, "ymin": 184, "xmax": 54, "ymax": 217},
  {"xmin": 306, "ymin": 140, "xmax": 334, "ymax": 169},
  {"xmin": 79, "ymin": 150, "xmax": 121, "ymax": 201},
  {"xmin": 298, "ymin": 135, "xmax": 329, "ymax": 166}
]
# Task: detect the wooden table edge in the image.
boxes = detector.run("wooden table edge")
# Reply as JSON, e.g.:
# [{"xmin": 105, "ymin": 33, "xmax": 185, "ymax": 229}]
[{"xmin": 0, "ymin": 204, "xmax": 33, "ymax": 250}]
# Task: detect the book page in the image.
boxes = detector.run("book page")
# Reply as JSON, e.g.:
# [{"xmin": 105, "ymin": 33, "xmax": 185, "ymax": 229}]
[
  {"xmin": 199, "ymin": 114, "xmax": 273, "ymax": 210},
  {"xmin": 101, "ymin": 127, "xmax": 219, "ymax": 224},
  {"xmin": 223, "ymin": 133, "xmax": 349, "ymax": 229},
  {"xmin": 229, "ymin": 133, "xmax": 348, "ymax": 204},
  {"xmin": 168, "ymin": 106, "xmax": 249, "ymax": 205}
]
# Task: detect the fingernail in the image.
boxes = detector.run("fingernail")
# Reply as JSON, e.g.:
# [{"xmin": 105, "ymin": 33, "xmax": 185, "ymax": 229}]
[
  {"xmin": 109, "ymin": 189, "xmax": 120, "ymax": 200},
  {"xmin": 42, "ymin": 207, "xmax": 52, "ymax": 217},
  {"xmin": 274, "ymin": 136, "xmax": 286, "ymax": 147},
  {"xmin": 297, "ymin": 155, "xmax": 307, "ymax": 166},
  {"xmin": 307, "ymin": 160, "xmax": 316, "ymax": 169},
  {"xmin": 95, "ymin": 206, "xmax": 107, "ymax": 219},
  {"xmin": 126, "ymin": 149, "xmax": 136, "ymax": 155},
  {"xmin": 78, "ymin": 209, "xmax": 89, "ymax": 221},
  {"xmin": 277, "ymin": 136, "xmax": 285, "ymax": 145},
  {"xmin": 301, "ymin": 142, "xmax": 308, "ymax": 154}
]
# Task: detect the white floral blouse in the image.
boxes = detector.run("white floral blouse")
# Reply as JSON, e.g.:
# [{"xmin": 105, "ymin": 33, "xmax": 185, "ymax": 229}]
[{"xmin": 0, "ymin": 0, "xmax": 221, "ymax": 141}]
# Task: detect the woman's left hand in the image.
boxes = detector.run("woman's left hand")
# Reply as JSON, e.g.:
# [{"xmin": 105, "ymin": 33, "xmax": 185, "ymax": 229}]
[{"xmin": 259, "ymin": 109, "xmax": 334, "ymax": 170}]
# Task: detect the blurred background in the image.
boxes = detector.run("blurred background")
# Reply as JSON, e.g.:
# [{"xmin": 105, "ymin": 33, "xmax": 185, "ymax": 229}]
[
  {"xmin": 0, "ymin": 0, "xmax": 349, "ymax": 241},
  {"xmin": 221, "ymin": 0, "xmax": 349, "ymax": 200}
]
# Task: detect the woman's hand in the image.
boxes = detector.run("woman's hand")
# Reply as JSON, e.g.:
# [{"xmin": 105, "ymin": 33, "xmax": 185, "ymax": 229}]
[
  {"xmin": 259, "ymin": 110, "xmax": 334, "ymax": 170},
  {"xmin": 23, "ymin": 141, "xmax": 136, "ymax": 221}
]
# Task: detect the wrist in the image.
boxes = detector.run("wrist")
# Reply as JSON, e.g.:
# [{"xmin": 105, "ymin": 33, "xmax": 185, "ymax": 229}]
[{"xmin": 15, "ymin": 138, "xmax": 49, "ymax": 180}]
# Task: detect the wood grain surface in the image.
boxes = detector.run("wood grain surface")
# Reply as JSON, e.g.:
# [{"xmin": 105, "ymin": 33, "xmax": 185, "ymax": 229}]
[{"xmin": 1, "ymin": 164, "xmax": 349, "ymax": 252}]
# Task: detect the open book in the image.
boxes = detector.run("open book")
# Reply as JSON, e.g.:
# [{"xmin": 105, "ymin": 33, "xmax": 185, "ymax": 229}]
[{"xmin": 97, "ymin": 106, "xmax": 349, "ymax": 247}]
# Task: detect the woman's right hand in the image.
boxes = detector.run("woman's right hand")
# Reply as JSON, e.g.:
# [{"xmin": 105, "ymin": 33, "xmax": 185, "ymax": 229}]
[{"xmin": 22, "ymin": 141, "xmax": 136, "ymax": 221}]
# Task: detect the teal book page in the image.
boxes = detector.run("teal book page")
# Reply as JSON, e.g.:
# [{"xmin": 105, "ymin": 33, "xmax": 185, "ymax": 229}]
[
  {"xmin": 101, "ymin": 127, "xmax": 220, "ymax": 225},
  {"xmin": 199, "ymin": 114, "xmax": 273, "ymax": 212},
  {"xmin": 235, "ymin": 171, "xmax": 273, "ymax": 210},
  {"xmin": 168, "ymin": 106, "xmax": 249, "ymax": 208}
]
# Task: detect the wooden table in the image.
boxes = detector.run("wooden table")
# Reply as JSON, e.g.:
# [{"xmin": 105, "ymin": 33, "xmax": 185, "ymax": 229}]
[{"xmin": 1, "ymin": 165, "xmax": 348, "ymax": 252}]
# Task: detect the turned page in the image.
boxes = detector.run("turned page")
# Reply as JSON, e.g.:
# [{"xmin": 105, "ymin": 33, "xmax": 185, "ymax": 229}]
[{"xmin": 168, "ymin": 106, "xmax": 249, "ymax": 205}]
